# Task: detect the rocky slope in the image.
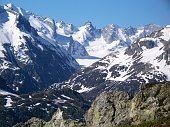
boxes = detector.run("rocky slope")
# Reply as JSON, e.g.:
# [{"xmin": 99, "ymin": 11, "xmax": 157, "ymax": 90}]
[
  {"xmin": 14, "ymin": 81, "xmax": 170, "ymax": 127},
  {"xmin": 61, "ymin": 25, "xmax": 170, "ymax": 100},
  {"xmin": 85, "ymin": 81, "xmax": 170, "ymax": 127},
  {"xmin": 0, "ymin": 4, "xmax": 79, "ymax": 94},
  {"xmin": 0, "ymin": 87, "xmax": 89, "ymax": 127}
]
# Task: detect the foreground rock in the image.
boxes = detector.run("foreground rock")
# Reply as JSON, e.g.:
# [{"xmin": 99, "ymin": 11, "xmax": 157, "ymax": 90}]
[{"xmin": 85, "ymin": 81, "xmax": 170, "ymax": 127}]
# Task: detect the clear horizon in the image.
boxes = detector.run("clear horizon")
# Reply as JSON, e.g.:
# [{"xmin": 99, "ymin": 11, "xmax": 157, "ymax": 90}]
[{"xmin": 0, "ymin": 0, "xmax": 170, "ymax": 28}]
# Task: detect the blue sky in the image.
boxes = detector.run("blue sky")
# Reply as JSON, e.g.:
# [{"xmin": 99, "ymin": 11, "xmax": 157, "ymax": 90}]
[{"xmin": 1, "ymin": 0, "xmax": 170, "ymax": 28}]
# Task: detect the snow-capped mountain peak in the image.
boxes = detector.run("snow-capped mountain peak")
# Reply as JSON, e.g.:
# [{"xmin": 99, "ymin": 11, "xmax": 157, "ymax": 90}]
[
  {"xmin": 0, "ymin": 4, "xmax": 80, "ymax": 93},
  {"xmin": 4, "ymin": 3, "xmax": 17, "ymax": 11},
  {"xmin": 56, "ymin": 21, "xmax": 78, "ymax": 35},
  {"xmin": 160, "ymin": 25, "xmax": 170, "ymax": 41}
]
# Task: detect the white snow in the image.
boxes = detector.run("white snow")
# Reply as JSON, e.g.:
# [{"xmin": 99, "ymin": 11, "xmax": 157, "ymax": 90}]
[
  {"xmin": 86, "ymin": 38, "xmax": 121, "ymax": 58},
  {"xmin": 62, "ymin": 106, "xmax": 68, "ymax": 109},
  {"xmin": 0, "ymin": 89, "xmax": 18, "ymax": 97},
  {"xmin": 140, "ymin": 39, "xmax": 170, "ymax": 80},
  {"xmin": 34, "ymin": 103, "xmax": 41, "ymax": 106},
  {"xmin": 53, "ymin": 98, "xmax": 67, "ymax": 104},
  {"xmin": 118, "ymin": 28, "xmax": 126, "ymax": 41},
  {"xmin": 0, "ymin": 9, "xmax": 32, "ymax": 65},
  {"xmin": 77, "ymin": 85, "xmax": 95, "ymax": 93},
  {"xmin": 76, "ymin": 58, "xmax": 100, "ymax": 67},
  {"xmin": 160, "ymin": 26, "xmax": 170, "ymax": 41},
  {"xmin": 37, "ymin": 44, "xmax": 44, "ymax": 51},
  {"xmin": 141, "ymin": 40, "xmax": 163, "ymax": 63},
  {"xmin": 17, "ymin": 103, "xmax": 24, "ymax": 107},
  {"xmin": 72, "ymin": 25, "xmax": 90, "ymax": 43},
  {"xmin": 4, "ymin": 96, "xmax": 13, "ymax": 107},
  {"xmin": 105, "ymin": 49, "xmax": 132, "ymax": 81},
  {"xmin": 61, "ymin": 94, "xmax": 74, "ymax": 100}
]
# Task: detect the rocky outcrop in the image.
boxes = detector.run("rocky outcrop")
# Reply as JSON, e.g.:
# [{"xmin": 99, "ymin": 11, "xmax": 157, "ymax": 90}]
[
  {"xmin": 14, "ymin": 108, "xmax": 85, "ymax": 127},
  {"xmin": 85, "ymin": 82, "xmax": 170, "ymax": 127}
]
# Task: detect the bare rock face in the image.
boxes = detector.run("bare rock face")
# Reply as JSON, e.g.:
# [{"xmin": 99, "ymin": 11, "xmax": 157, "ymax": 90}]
[
  {"xmin": 85, "ymin": 91, "xmax": 132, "ymax": 127},
  {"xmin": 85, "ymin": 82, "xmax": 170, "ymax": 127},
  {"xmin": 14, "ymin": 118, "xmax": 45, "ymax": 127},
  {"xmin": 130, "ymin": 82, "xmax": 170, "ymax": 125}
]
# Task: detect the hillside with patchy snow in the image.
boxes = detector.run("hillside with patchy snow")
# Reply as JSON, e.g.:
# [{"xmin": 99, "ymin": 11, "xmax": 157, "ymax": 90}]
[{"xmin": 59, "ymin": 25, "xmax": 170, "ymax": 100}]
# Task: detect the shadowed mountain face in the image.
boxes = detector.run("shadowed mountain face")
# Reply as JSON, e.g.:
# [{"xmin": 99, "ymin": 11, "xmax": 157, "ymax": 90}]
[
  {"xmin": 0, "ymin": 4, "xmax": 79, "ymax": 94},
  {"xmin": 0, "ymin": 87, "xmax": 90, "ymax": 127}
]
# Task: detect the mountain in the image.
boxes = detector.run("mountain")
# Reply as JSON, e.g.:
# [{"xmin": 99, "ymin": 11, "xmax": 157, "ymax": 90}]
[
  {"xmin": 0, "ymin": 3, "xmax": 170, "ymax": 127},
  {"xmin": 73, "ymin": 23, "xmax": 161, "ymax": 59},
  {"xmin": 0, "ymin": 87, "xmax": 89, "ymax": 127},
  {"xmin": 1, "ymin": 4, "xmax": 163, "ymax": 68},
  {"xmin": 59, "ymin": 25, "xmax": 170, "ymax": 100},
  {"xmin": 0, "ymin": 3, "xmax": 168, "ymax": 98},
  {"xmin": 0, "ymin": 4, "xmax": 79, "ymax": 94},
  {"xmin": 57, "ymin": 21, "xmax": 162, "ymax": 67}
]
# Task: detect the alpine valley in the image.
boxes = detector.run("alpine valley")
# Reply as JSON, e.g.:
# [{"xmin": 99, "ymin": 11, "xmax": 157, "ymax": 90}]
[{"xmin": 0, "ymin": 3, "xmax": 170, "ymax": 127}]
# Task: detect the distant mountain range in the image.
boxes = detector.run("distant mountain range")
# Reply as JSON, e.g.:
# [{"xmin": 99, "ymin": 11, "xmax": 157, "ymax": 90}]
[
  {"xmin": 60, "ymin": 25, "xmax": 170, "ymax": 100},
  {"xmin": 0, "ymin": 3, "xmax": 170, "ymax": 127},
  {"xmin": 0, "ymin": 3, "xmax": 166, "ymax": 94}
]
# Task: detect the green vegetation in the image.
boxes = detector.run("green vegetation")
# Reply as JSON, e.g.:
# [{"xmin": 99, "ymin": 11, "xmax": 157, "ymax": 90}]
[{"xmin": 120, "ymin": 116, "xmax": 170, "ymax": 127}]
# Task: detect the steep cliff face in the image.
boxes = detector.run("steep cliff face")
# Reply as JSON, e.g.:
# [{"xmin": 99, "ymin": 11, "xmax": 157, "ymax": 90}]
[
  {"xmin": 85, "ymin": 82, "xmax": 170, "ymax": 127},
  {"xmin": 0, "ymin": 4, "xmax": 80, "ymax": 94}
]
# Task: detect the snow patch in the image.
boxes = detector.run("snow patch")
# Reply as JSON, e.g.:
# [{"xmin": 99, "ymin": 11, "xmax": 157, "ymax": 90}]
[
  {"xmin": 61, "ymin": 94, "xmax": 74, "ymax": 100},
  {"xmin": 77, "ymin": 85, "xmax": 95, "ymax": 93},
  {"xmin": 53, "ymin": 98, "xmax": 67, "ymax": 104},
  {"xmin": 0, "ymin": 89, "xmax": 18, "ymax": 97},
  {"xmin": 76, "ymin": 58, "xmax": 100, "ymax": 67},
  {"xmin": 34, "ymin": 103, "xmax": 41, "ymax": 106},
  {"xmin": 4, "ymin": 96, "xmax": 13, "ymax": 107},
  {"xmin": 160, "ymin": 27, "xmax": 170, "ymax": 41}
]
